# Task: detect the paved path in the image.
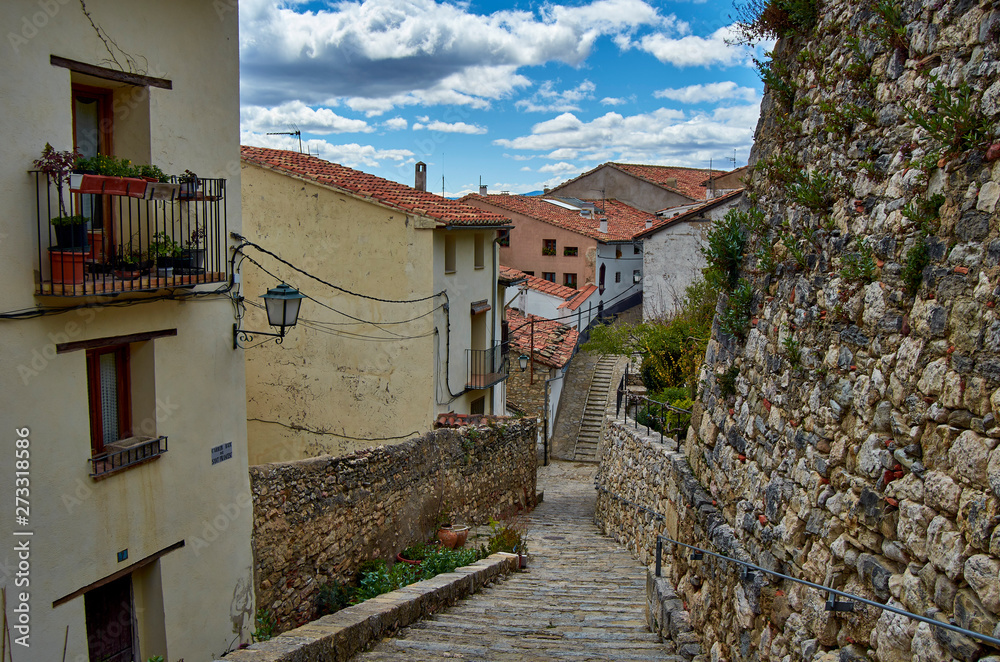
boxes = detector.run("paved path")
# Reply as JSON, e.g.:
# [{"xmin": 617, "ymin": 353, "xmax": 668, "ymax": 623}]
[{"xmin": 353, "ymin": 462, "xmax": 680, "ymax": 661}]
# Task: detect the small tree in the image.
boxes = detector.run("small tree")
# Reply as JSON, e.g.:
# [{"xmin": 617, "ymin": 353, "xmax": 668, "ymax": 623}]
[{"xmin": 33, "ymin": 143, "xmax": 81, "ymax": 219}]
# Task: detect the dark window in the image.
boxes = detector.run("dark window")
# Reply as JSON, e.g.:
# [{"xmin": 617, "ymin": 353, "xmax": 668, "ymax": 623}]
[
  {"xmin": 524, "ymin": 271, "xmax": 534, "ymax": 276},
  {"xmin": 87, "ymin": 345, "xmax": 131, "ymax": 456},
  {"xmin": 616, "ymin": 248, "xmax": 622, "ymax": 258},
  {"xmin": 542, "ymin": 239, "xmax": 556, "ymax": 256},
  {"xmin": 543, "ymin": 272, "xmax": 555, "ymax": 282},
  {"xmin": 599, "ymin": 264, "xmax": 605, "ymax": 294},
  {"xmin": 498, "ymin": 229, "xmax": 510, "ymax": 247},
  {"xmin": 470, "ymin": 396, "xmax": 486, "ymax": 415},
  {"xmin": 564, "ymin": 246, "xmax": 578, "ymax": 257},
  {"xmin": 564, "ymin": 273, "xmax": 578, "ymax": 289},
  {"xmin": 615, "ymin": 272, "xmax": 621, "ymax": 283},
  {"xmin": 634, "ymin": 243, "xmax": 641, "ymax": 255}
]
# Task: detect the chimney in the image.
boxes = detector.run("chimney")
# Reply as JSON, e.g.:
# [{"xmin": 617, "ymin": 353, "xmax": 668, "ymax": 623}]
[
  {"xmin": 665, "ymin": 177, "xmax": 677, "ymax": 187},
  {"xmin": 543, "ymin": 187, "xmax": 550, "ymax": 194},
  {"xmin": 415, "ymin": 162, "xmax": 427, "ymax": 191},
  {"xmin": 479, "ymin": 184, "xmax": 488, "ymax": 195},
  {"xmin": 645, "ymin": 218, "xmax": 653, "ymax": 229},
  {"xmin": 599, "ymin": 217, "xmax": 608, "ymax": 234}
]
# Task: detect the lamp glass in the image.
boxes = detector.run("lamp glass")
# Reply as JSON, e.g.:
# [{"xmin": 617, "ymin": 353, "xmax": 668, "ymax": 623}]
[
  {"xmin": 518, "ymin": 354, "xmax": 529, "ymax": 371},
  {"xmin": 262, "ymin": 283, "xmax": 305, "ymax": 330}
]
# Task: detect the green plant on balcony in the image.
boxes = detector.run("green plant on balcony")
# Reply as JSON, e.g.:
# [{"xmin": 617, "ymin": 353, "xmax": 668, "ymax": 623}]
[
  {"xmin": 149, "ymin": 232, "xmax": 182, "ymax": 259},
  {"xmin": 75, "ymin": 153, "xmax": 137, "ymax": 177},
  {"xmin": 34, "ymin": 143, "xmax": 81, "ymax": 221}
]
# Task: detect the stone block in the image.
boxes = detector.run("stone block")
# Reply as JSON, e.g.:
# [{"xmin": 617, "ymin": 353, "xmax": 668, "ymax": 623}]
[
  {"xmin": 950, "ymin": 430, "xmax": 992, "ymax": 487},
  {"xmin": 923, "ymin": 471, "xmax": 962, "ymax": 515},
  {"xmin": 964, "ymin": 554, "xmax": 1000, "ymax": 614},
  {"xmin": 926, "ymin": 516, "xmax": 968, "ymax": 581}
]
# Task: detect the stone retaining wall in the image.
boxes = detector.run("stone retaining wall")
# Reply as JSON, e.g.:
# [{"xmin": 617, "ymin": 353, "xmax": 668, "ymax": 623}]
[
  {"xmin": 250, "ymin": 419, "xmax": 537, "ymax": 630},
  {"xmin": 599, "ymin": 0, "xmax": 1000, "ymax": 657}
]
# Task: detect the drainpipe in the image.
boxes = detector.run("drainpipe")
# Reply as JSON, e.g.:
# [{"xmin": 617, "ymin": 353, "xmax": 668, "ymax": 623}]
[{"xmin": 491, "ymin": 233, "xmax": 501, "ymax": 413}]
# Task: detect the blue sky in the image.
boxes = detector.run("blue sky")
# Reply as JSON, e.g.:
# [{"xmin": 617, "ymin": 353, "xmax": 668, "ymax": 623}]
[{"xmin": 239, "ymin": 0, "xmax": 771, "ymax": 196}]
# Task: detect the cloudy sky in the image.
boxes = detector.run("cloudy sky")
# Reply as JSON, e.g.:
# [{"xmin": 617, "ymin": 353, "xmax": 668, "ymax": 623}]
[{"xmin": 239, "ymin": 0, "xmax": 771, "ymax": 196}]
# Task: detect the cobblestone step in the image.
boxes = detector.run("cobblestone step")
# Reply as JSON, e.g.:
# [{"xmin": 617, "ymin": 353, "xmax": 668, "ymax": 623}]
[
  {"xmin": 572, "ymin": 355, "xmax": 620, "ymax": 462},
  {"xmin": 352, "ymin": 462, "xmax": 680, "ymax": 662}
]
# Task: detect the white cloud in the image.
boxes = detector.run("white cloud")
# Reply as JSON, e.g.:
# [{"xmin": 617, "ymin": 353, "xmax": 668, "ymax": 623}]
[
  {"xmin": 240, "ymin": 0, "xmax": 667, "ymax": 112},
  {"xmin": 383, "ymin": 117, "xmax": 409, "ymax": 130},
  {"xmin": 516, "ymin": 80, "xmax": 596, "ymax": 113},
  {"xmin": 654, "ymin": 82, "xmax": 758, "ymax": 103},
  {"xmin": 413, "ymin": 120, "xmax": 487, "ymax": 134},
  {"xmin": 241, "ymin": 101, "xmax": 371, "ymax": 134},
  {"xmin": 538, "ymin": 162, "xmax": 580, "ymax": 176},
  {"xmin": 492, "ymin": 102, "xmax": 760, "ymax": 168},
  {"xmin": 241, "ymin": 130, "xmax": 414, "ymax": 169},
  {"xmin": 601, "ymin": 96, "xmax": 629, "ymax": 106},
  {"xmin": 623, "ymin": 25, "xmax": 758, "ymax": 68}
]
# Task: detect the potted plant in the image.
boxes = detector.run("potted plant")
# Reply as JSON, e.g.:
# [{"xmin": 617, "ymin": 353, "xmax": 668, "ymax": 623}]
[
  {"xmin": 178, "ymin": 169, "xmax": 202, "ymax": 199},
  {"xmin": 73, "ymin": 154, "xmax": 147, "ymax": 197},
  {"xmin": 149, "ymin": 232, "xmax": 182, "ymax": 276},
  {"xmin": 112, "ymin": 247, "xmax": 148, "ymax": 280},
  {"xmin": 181, "ymin": 225, "xmax": 207, "ymax": 271},
  {"xmin": 34, "ymin": 144, "xmax": 88, "ymax": 249},
  {"xmin": 397, "ymin": 542, "xmax": 434, "ymax": 566}
]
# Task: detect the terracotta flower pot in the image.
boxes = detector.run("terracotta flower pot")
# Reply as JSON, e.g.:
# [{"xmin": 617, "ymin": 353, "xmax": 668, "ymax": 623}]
[{"xmin": 437, "ymin": 525, "xmax": 469, "ymax": 549}]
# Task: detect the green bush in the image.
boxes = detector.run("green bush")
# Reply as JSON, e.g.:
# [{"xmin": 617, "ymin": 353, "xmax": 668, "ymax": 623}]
[
  {"xmin": 732, "ymin": 0, "xmax": 818, "ymax": 43},
  {"xmin": 316, "ymin": 581, "xmax": 355, "ymax": 617},
  {"xmin": 720, "ymin": 279, "xmax": 754, "ymax": 340},
  {"xmin": 908, "ymin": 77, "xmax": 992, "ymax": 157},
  {"xmin": 902, "ymin": 237, "xmax": 929, "ymax": 298},
  {"xmin": 702, "ymin": 208, "xmax": 749, "ymax": 291},
  {"xmin": 840, "ymin": 238, "xmax": 876, "ymax": 284}
]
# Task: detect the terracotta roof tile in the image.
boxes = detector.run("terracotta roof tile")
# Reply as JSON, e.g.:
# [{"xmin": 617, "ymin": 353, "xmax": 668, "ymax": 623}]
[
  {"xmin": 507, "ymin": 309, "xmax": 579, "ymax": 369},
  {"xmin": 559, "ymin": 284, "xmax": 598, "ymax": 311},
  {"xmin": 434, "ymin": 413, "xmax": 511, "ymax": 428},
  {"xmin": 548, "ymin": 162, "xmax": 725, "ymax": 201},
  {"xmin": 241, "ymin": 146, "xmax": 507, "ymax": 226},
  {"xmin": 499, "ymin": 265, "xmax": 529, "ymax": 285},
  {"xmin": 521, "ymin": 273, "xmax": 578, "ymax": 301},
  {"xmin": 461, "ymin": 194, "xmax": 651, "ymax": 242}
]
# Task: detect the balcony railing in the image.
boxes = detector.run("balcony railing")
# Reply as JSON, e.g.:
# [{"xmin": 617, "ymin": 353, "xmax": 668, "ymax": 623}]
[
  {"xmin": 32, "ymin": 172, "xmax": 228, "ymax": 296},
  {"xmin": 89, "ymin": 435, "xmax": 168, "ymax": 478},
  {"xmin": 466, "ymin": 342, "xmax": 509, "ymax": 390}
]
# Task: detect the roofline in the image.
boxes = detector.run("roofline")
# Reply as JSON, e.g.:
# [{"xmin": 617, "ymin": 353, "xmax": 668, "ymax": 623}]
[
  {"xmin": 442, "ymin": 224, "xmax": 514, "ymax": 230},
  {"xmin": 241, "ymin": 152, "xmax": 506, "ymax": 228},
  {"xmin": 470, "ymin": 195, "xmax": 649, "ymax": 242},
  {"xmin": 635, "ymin": 189, "xmax": 744, "ymax": 239},
  {"xmin": 547, "ymin": 162, "xmax": 718, "ymax": 201}
]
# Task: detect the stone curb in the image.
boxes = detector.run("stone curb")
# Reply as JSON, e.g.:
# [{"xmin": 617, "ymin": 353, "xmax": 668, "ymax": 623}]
[{"xmin": 216, "ymin": 553, "xmax": 520, "ymax": 662}]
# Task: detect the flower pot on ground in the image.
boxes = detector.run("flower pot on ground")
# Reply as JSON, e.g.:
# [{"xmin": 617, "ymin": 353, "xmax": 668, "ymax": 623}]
[
  {"xmin": 87, "ymin": 230, "xmax": 104, "ymax": 261},
  {"xmin": 437, "ymin": 524, "xmax": 469, "ymax": 549}
]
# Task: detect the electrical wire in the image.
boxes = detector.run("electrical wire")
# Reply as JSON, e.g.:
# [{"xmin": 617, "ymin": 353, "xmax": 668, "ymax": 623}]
[{"xmin": 232, "ymin": 233, "xmax": 444, "ymax": 304}]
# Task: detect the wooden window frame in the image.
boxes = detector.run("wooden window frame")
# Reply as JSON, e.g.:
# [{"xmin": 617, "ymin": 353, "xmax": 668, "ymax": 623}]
[
  {"xmin": 542, "ymin": 272, "xmax": 555, "ymax": 282},
  {"xmin": 86, "ymin": 345, "xmax": 132, "ymax": 456},
  {"xmin": 564, "ymin": 273, "xmax": 578, "ymax": 289},
  {"xmin": 563, "ymin": 246, "xmax": 578, "ymax": 257},
  {"xmin": 542, "ymin": 239, "xmax": 556, "ymax": 256}
]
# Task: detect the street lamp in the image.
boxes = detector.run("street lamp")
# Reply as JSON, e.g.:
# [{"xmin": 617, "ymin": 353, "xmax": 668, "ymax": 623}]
[
  {"xmin": 233, "ymin": 282, "xmax": 306, "ymax": 348},
  {"xmin": 518, "ymin": 354, "xmax": 529, "ymax": 371}
]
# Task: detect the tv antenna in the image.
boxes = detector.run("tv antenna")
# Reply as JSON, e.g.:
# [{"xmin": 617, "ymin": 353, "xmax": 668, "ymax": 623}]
[
  {"xmin": 729, "ymin": 149, "xmax": 738, "ymax": 168},
  {"xmin": 266, "ymin": 126, "xmax": 304, "ymax": 153}
]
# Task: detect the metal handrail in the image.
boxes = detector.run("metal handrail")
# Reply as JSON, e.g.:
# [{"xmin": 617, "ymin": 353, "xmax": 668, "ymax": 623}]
[{"xmin": 595, "ymin": 477, "xmax": 1000, "ymax": 651}]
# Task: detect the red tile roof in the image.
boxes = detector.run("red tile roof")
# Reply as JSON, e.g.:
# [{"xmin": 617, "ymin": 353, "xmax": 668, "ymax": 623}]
[
  {"xmin": 637, "ymin": 189, "xmax": 744, "ymax": 239},
  {"xmin": 461, "ymin": 194, "xmax": 651, "ymax": 242},
  {"xmin": 522, "ymin": 273, "xmax": 579, "ymax": 301},
  {"xmin": 434, "ymin": 413, "xmax": 511, "ymax": 428},
  {"xmin": 559, "ymin": 284, "xmax": 598, "ymax": 311},
  {"xmin": 507, "ymin": 309, "xmax": 579, "ymax": 369},
  {"xmin": 547, "ymin": 162, "xmax": 725, "ymax": 201},
  {"xmin": 499, "ymin": 265, "xmax": 529, "ymax": 285},
  {"xmin": 241, "ymin": 146, "xmax": 507, "ymax": 226}
]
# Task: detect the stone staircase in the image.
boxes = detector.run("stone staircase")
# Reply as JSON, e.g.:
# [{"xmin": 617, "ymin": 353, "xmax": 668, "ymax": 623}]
[
  {"xmin": 572, "ymin": 355, "xmax": 618, "ymax": 462},
  {"xmin": 352, "ymin": 462, "xmax": 681, "ymax": 662}
]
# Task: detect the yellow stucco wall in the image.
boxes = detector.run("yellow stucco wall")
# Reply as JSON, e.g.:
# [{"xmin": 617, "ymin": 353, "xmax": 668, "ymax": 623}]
[
  {"xmin": 0, "ymin": 2, "xmax": 252, "ymax": 660},
  {"xmin": 241, "ymin": 163, "xmax": 503, "ymax": 463},
  {"xmin": 241, "ymin": 164, "xmax": 439, "ymax": 462}
]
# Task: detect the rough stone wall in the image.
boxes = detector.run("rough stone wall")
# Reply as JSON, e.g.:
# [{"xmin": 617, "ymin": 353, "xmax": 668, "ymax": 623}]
[
  {"xmin": 250, "ymin": 419, "xmax": 538, "ymax": 630},
  {"xmin": 599, "ymin": 0, "xmax": 1000, "ymax": 660}
]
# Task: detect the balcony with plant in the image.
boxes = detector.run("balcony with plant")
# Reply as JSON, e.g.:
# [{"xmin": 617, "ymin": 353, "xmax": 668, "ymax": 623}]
[{"xmin": 30, "ymin": 145, "xmax": 228, "ymax": 296}]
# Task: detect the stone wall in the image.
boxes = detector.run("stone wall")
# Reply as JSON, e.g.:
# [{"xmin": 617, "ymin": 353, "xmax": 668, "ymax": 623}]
[
  {"xmin": 250, "ymin": 419, "xmax": 538, "ymax": 630},
  {"xmin": 598, "ymin": 0, "xmax": 1000, "ymax": 659}
]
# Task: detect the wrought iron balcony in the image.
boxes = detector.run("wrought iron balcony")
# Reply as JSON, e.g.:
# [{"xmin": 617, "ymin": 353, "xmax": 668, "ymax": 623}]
[
  {"xmin": 32, "ymin": 172, "xmax": 228, "ymax": 296},
  {"xmin": 466, "ymin": 342, "xmax": 509, "ymax": 390},
  {"xmin": 89, "ymin": 435, "xmax": 168, "ymax": 478}
]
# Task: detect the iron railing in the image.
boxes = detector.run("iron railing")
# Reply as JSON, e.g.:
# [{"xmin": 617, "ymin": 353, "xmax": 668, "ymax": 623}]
[
  {"xmin": 596, "ymin": 481, "xmax": 1000, "ymax": 649},
  {"xmin": 615, "ymin": 363, "xmax": 691, "ymax": 437},
  {"xmin": 89, "ymin": 435, "xmax": 168, "ymax": 478},
  {"xmin": 32, "ymin": 171, "xmax": 228, "ymax": 296},
  {"xmin": 466, "ymin": 342, "xmax": 509, "ymax": 389}
]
